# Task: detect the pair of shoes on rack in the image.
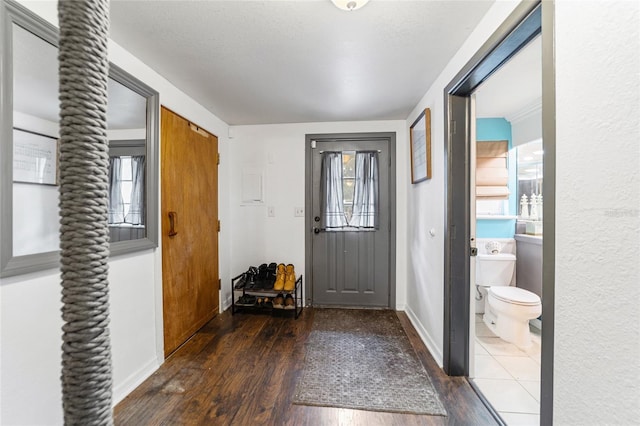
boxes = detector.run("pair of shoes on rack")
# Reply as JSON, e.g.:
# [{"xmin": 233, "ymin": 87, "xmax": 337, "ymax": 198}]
[
  {"xmin": 256, "ymin": 297, "xmax": 272, "ymax": 308},
  {"xmin": 273, "ymin": 293, "xmax": 295, "ymax": 309},
  {"xmin": 234, "ymin": 270, "xmax": 248, "ymax": 289},
  {"xmin": 252, "ymin": 263, "xmax": 277, "ymax": 289},
  {"xmin": 234, "ymin": 276, "xmax": 245, "ymax": 290},
  {"xmin": 264, "ymin": 263, "xmax": 278, "ymax": 289},
  {"xmin": 236, "ymin": 266, "xmax": 258, "ymax": 289},
  {"xmin": 273, "ymin": 264, "xmax": 296, "ymax": 292},
  {"xmin": 236, "ymin": 294, "xmax": 257, "ymax": 306}
]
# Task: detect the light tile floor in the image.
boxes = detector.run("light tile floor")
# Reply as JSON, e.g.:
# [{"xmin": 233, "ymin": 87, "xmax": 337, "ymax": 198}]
[{"xmin": 473, "ymin": 314, "xmax": 541, "ymax": 425}]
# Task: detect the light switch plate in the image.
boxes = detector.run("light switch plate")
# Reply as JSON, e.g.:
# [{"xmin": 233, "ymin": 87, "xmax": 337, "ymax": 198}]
[{"xmin": 294, "ymin": 207, "xmax": 304, "ymax": 217}]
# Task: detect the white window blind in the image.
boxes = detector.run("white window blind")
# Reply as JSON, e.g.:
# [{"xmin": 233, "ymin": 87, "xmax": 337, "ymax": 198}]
[{"xmin": 476, "ymin": 140, "xmax": 509, "ymax": 199}]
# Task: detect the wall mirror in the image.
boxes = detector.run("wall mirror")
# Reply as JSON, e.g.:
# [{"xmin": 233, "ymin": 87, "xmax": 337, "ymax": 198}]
[
  {"xmin": 1, "ymin": 0, "xmax": 159, "ymax": 277},
  {"xmin": 517, "ymin": 138, "xmax": 543, "ymax": 201}
]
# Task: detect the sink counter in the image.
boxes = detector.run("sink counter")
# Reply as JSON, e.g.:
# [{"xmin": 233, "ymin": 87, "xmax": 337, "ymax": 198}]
[{"xmin": 515, "ymin": 233, "xmax": 543, "ymax": 245}]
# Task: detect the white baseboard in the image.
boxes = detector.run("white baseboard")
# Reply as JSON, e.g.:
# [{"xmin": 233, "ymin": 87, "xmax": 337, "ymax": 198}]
[
  {"xmin": 221, "ymin": 295, "xmax": 232, "ymax": 312},
  {"xmin": 113, "ymin": 357, "xmax": 161, "ymax": 405},
  {"xmin": 403, "ymin": 305, "xmax": 444, "ymax": 368}
]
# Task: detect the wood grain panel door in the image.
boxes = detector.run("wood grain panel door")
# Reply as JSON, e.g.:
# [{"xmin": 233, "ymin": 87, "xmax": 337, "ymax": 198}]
[{"xmin": 161, "ymin": 107, "xmax": 219, "ymax": 357}]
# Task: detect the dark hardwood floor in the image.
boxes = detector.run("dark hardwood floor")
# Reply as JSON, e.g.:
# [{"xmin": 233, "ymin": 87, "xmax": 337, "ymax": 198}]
[{"xmin": 114, "ymin": 308, "xmax": 497, "ymax": 425}]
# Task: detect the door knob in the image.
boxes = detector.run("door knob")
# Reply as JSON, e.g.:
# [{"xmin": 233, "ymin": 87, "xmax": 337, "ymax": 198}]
[{"xmin": 313, "ymin": 227, "xmax": 320, "ymax": 234}]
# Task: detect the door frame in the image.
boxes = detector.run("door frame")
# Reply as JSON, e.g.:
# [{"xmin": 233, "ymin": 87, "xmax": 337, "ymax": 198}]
[
  {"xmin": 442, "ymin": 1, "xmax": 556, "ymax": 424},
  {"xmin": 304, "ymin": 132, "xmax": 396, "ymax": 309}
]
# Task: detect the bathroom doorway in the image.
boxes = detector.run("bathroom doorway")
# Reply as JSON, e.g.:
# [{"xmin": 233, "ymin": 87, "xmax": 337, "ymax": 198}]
[
  {"xmin": 471, "ymin": 34, "xmax": 543, "ymax": 424},
  {"xmin": 442, "ymin": 1, "xmax": 556, "ymax": 425}
]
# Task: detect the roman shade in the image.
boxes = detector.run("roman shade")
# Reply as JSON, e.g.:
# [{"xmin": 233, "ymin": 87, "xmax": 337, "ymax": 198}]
[{"xmin": 476, "ymin": 140, "xmax": 509, "ymax": 199}]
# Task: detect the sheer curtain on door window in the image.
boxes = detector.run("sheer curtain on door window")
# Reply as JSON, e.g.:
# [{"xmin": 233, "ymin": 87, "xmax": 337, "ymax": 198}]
[
  {"xmin": 349, "ymin": 151, "xmax": 379, "ymax": 228},
  {"xmin": 321, "ymin": 152, "xmax": 348, "ymax": 228},
  {"xmin": 125, "ymin": 155, "xmax": 145, "ymax": 225},
  {"xmin": 108, "ymin": 156, "xmax": 125, "ymax": 223}
]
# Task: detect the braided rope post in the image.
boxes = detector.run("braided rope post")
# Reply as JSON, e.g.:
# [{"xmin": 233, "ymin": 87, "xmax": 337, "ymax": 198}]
[{"xmin": 58, "ymin": 1, "xmax": 113, "ymax": 424}]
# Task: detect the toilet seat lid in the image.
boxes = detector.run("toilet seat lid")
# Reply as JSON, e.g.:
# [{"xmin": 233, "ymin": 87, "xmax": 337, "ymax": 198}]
[{"xmin": 489, "ymin": 286, "xmax": 541, "ymax": 306}]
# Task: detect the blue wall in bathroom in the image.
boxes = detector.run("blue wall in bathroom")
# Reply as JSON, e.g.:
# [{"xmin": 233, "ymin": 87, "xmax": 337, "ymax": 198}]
[
  {"xmin": 476, "ymin": 118, "xmax": 516, "ymax": 238},
  {"xmin": 477, "ymin": 117, "xmax": 511, "ymax": 144}
]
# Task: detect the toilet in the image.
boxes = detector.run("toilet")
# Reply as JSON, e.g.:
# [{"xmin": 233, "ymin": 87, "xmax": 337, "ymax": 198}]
[{"xmin": 476, "ymin": 239, "xmax": 542, "ymax": 347}]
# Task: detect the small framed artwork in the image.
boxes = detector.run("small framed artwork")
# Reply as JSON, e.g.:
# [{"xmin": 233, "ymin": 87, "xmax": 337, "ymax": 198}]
[
  {"xmin": 409, "ymin": 108, "xmax": 431, "ymax": 184},
  {"xmin": 13, "ymin": 128, "xmax": 59, "ymax": 185}
]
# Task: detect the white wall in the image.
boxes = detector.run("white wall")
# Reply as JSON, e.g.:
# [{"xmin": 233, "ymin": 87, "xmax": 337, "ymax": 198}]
[
  {"xmin": 0, "ymin": 2, "xmax": 231, "ymax": 424},
  {"xmin": 553, "ymin": 1, "xmax": 640, "ymax": 423},
  {"xmin": 227, "ymin": 121, "xmax": 408, "ymax": 310},
  {"xmin": 403, "ymin": 0, "xmax": 522, "ymax": 366},
  {"xmin": 511, "ymin": 108, "xmax": 541, "ymax": 147}
]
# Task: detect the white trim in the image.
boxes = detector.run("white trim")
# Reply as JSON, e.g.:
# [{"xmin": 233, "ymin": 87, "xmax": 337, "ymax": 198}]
[
  {"xmin": 403, "ymin": 305, "xmax": 444, "ymax": 368},
  {"xmin": 221, "ymin": 294, "xmax": 233, "ymax": 312},
  {"xmin": 506, "ymin": 96, "xmax": 542, "ymax": 123},
  {"xmin": 112, "ymin": 357, "xmax": 161, "ymax": 405}
]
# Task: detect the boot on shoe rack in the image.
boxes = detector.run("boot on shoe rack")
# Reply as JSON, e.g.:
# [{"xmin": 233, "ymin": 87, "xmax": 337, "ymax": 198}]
[
  {"xmin": 284, "ymin": 264, "xmax": 296, "ymax": 292},
  {"xmin": 274, "ymin": 263, "xmax": 286, "ymax": 291}
]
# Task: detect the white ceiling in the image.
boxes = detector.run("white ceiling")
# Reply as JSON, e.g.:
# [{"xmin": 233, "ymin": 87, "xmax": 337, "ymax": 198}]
[
  {"xmin": 14, "ymin": 1, "xmax": 540, "ymax": 130},
  {"xmin": 108, "ymin": 0, "xmax": 496, "ymax": 125},
  {"xmin": 475, "ymin": 35, "xmax": 542, "ymax": 119}
]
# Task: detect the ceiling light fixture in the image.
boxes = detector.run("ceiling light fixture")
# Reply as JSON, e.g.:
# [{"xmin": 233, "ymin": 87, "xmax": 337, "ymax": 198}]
[{"xmin": 332, "ymin": 0, "xmax": 370, "ymax": 12}]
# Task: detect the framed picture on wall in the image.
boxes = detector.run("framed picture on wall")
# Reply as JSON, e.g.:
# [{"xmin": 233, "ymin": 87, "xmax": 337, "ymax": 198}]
[
  {"xmin": 13, "ymin": 128, "xmax": 59, "ymax": 185},
  {"xmin": 409, "ymin": 108, "xmax": 431, "ymax": 184}
]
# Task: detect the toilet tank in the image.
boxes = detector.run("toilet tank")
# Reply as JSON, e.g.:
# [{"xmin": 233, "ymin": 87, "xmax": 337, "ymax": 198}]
[{"xmin": 476, "ymin": 253, "xmax": 516, "ymax": 286}]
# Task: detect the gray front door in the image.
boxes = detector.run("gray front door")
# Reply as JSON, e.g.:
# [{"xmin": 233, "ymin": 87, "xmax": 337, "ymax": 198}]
[{"xmin": 310, "ymin": 136, "xmax": 391, "ymax": 307}]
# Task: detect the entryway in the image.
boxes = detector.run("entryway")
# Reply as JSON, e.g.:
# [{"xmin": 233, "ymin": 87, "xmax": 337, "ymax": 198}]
[{"xmin": 304, "ymin": 132, "xmax": 396, "ymax": 308}]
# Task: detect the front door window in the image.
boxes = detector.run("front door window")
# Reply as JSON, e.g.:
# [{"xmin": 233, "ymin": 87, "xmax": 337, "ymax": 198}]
[{"xmin": 321, "ymin": 150, "xmax": 379, "ymax": 230}]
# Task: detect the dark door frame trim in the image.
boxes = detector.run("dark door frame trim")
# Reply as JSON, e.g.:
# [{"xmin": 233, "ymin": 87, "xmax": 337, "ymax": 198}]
[
  {"xmin": 442, "ymin": 1, "xmax": 555, "ymax": 424},
  {"xmin": 304, "ymin": 132, "xmax": 397, "ymax": 310}
]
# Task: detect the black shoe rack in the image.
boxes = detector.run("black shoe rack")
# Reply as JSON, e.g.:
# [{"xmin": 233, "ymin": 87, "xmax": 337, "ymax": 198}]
[{"xmin": 231, "ymin": 274, "xmax": 303, "ymax": 319}]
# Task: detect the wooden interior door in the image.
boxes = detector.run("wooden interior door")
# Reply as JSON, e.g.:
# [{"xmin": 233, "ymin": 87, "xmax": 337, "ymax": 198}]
[{"xmin": 161, "ymin": 107, "xmax": 219, "ymax": 357}]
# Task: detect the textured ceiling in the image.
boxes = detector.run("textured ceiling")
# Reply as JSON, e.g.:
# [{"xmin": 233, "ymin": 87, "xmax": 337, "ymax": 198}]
[{"xmin": 109, "ymin": 0, "xmax": 496, "ymax": 125}]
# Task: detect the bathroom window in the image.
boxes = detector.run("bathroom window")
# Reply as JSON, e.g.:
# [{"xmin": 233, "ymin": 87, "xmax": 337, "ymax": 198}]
[
  {"xmin": 476, "ymin": 140, "xmax": 509, "ymax": 199},
  {"xmin": 476, "ymin": 140, "xmax": 509, "ymax": 216},
  {"xmin": 476, "ymin": 199, "xmax": 508, "ymax": 216}
]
